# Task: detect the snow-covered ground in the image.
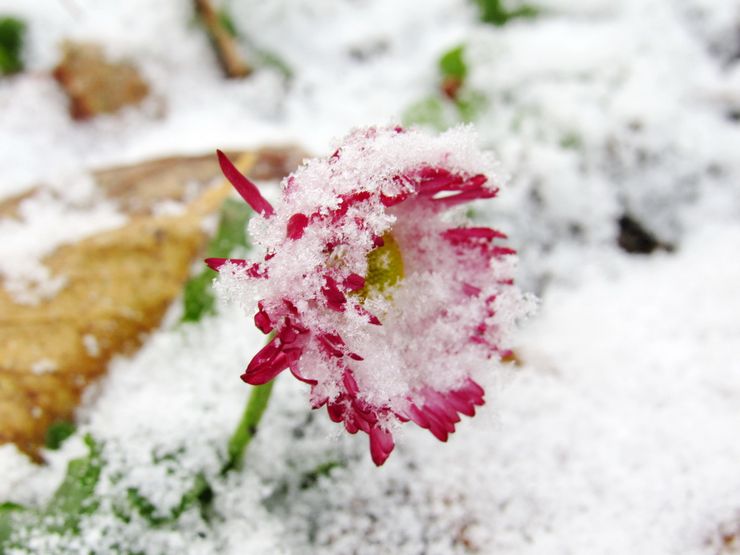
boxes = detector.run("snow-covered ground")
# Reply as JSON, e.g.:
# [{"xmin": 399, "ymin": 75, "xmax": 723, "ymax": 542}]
[{"xmin": 1, "ymin": 0, "xmax": 739, "ymax": 553}]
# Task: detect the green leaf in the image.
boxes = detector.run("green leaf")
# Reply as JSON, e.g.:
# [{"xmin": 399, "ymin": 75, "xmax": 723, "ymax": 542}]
[
  {"xmin": 509, "ymin": 5, "xmax": 539, "ymax": 20},
  {"xmin": 126, "ymin": 488, "xmax": 169, "ymax": 526},
  {"xmin": 455, "ymin": 89, "xmax": 488, "ymax": 122},
  {"xmin": 403, "ymin": 89, "xmax": 488, "ymax": 130},
  {"xmin": 0, "ymin": 437, "xmax": 102, "ymax": 549},
  {"xmin": 473, "ymin": 0, "xmax": 538, "ymax": 26},
  {"xmin": 402, "ymin": 96, "xmax": 450, "ymax": 131},
  {"xmin": 299, "ymin": 460, "xmax": 342, "ymax": 490},
  {"xmin": 126, "ymin": 473, "xmax": 212, "ymax": 526},
  {"xmin": 559, "ymin": 131, "xmax": 582, "ymax": 150},
  {"xmin": 439, "ymin": 45, "xmax": 467, "ymax": 81},
  {"xmin": 182, "ymin": 270, "xmax": 218, "ymax": 323},
  {"xmin": 253, "ymin": 48, "xmax": 293, "ymax": 80},
  {"xmin": 45, "ymin": 421, "xmax": 77, "ymax": 451},
  {"xmin": 181, "ymin": 198, "xmax": 252, "ymax": 323},
  {"xmin": 44, "ymin": 435, "xmax": 102, "ymax": 534},
  {"xmin": 0, "ymin": 16, "xmax": 25, "ymax": 75},
  {"xmin": 206, "ymin": 197, "xmax": 250, "ymax": 258},
  {"xmin": 0, "ymin": 503, "xmax": 25, "ymax": 549}
]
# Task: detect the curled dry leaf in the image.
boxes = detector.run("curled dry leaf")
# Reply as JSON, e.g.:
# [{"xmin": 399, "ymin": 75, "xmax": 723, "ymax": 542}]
[{"xmin": 0, "ymin": 151, "xmax": 280, "ymax": 459}]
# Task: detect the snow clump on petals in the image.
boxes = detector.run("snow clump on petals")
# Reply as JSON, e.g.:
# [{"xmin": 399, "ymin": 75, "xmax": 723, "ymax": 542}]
[{"xmin": 212, "ymin": 125, "xmax": 533, "ymax": 465}]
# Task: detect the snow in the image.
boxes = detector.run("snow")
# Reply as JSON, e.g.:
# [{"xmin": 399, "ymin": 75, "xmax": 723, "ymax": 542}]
[
  {"xmin": 1, "ymin": 0, "xmax": 739, "ymax": 553},
  {"xmin": 0, "ymin": 177, "xmax": 126, "ymax": 304},
  {"xmin": 463, "ymin": 0, "xmax": 740, "ymax": 292}
]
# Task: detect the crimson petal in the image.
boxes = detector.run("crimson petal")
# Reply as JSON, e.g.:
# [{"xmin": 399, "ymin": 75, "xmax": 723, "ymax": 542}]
[
  {"xmin": 205, "ymin": 257, "xmax": 247, "ymax": 271},
  {"xmin": 322, "ymin": 276, "xmax": 347, "ymax": 312},
  {"xmin": 217, "ymin": 150, "xmax": 275, "ymax": 217},
  {"xmin": 242, "ymin": 337, "xmax": 292, "ymax": 385},
  {"xmin": 369, "ymin": 426, "xmax": 395, "ymax": 466},
  {"xmin": 286, "ymin": 213, "xmax": 309, "ymax": 240}
]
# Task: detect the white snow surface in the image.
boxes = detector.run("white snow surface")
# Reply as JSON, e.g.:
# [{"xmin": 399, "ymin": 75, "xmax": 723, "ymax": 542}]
[{"xmin": 1, "ymin": 0, "xmax": 739, "ymax": 553}]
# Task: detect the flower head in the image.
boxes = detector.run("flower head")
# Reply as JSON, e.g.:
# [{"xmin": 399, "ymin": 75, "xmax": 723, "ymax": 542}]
[{"xmin": 211, "ymin": 126, "xmax": 530, "ymax": 465}]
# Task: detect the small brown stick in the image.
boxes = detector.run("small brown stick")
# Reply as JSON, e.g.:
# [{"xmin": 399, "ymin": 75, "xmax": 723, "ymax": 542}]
[{"xmin": 194, "ymin": 0, "xmax": 252, "ymax": 78}]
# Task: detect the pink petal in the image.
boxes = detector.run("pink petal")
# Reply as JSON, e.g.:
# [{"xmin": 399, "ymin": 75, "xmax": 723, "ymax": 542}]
[
  {"xmin": 342, "ymin": 370, "xmax": 360, "ymax": 396},
  {"xmin": 322, "ymin": 332, "xmax": 345, "ymax": 346},
  {"xmin": 344, "ymin": 414, "xmax": 360, "ymax": 434},
  {"xmin": 405, "ymin": 380, "xmax": 487, "ymax": 442},
  {"xmin": 380, "ymin": 191, "xmax": 410, "ymax": 206},
  {"xmin": 350, "ymin": 397, "xmax": 378, "ymax": 427},
  {"xmin": 426, "ymin": 391, "xmax": 462, "ymax": 425},
  {"xmin": 419, "ymin": 171, "xmax": 464, "ymax": 195},
  {"xmin": 328, "ymin": 191, "xmax": 372, "ymax": 222},
  {"xmin": 217, "ymin": 150, "xmax": 275, "ymax": 217},
  {"xmin": 353, "ymin": 304, "xmax": 382, "ymax": 325},
  {"xmin": 327, "ymin": 399, "xmax": 346, "ymax": 423},
  {"xmin": 407, "ymin": 404, "xmax": 431, "ymax": 430},
  {"xmin": 242, "ymin": 337, "xmax": 291, "ymax": 385},
  {"xmin": 423, "ymin": 409, "xmax": 450, "ymax": 442},
  {"xmin": 254, "ymin": 303, "xmax": 273, "ymax": 334},
  {"xmin": 443, "ymin": 227, "xmax": 507, "ymax": 242},
  {"xmin": 462, "ymin": 282, "xmax": 482, "ymax": 297},
  {"xmin": 369, "ymin": 426, "xmax": 395, "ymax": 466},
  {"xmin": 204, "ymin": 257, "xmax": 246, "ymax": 271},
  {"xmin": 318, "ymin": 334, "xmax": 344, "ymax": 358},
  {"xmin": 279, "ymin": 325, "xmax": 300, "ymax": 345},
  {"xmin": 353, "ymin": 414, "xmax": 372, "ymax": 434},
  {"xmin": 205, "ymin": 258, "xmax": 265, "ymax": 278},
  {"xmin": 460, "ymin": 379, "xmax": 486, "ymax": 405},
  {"xmin": 343, "ymin": 273, "xmax": 366, "ymax": 292},
  {"xmin": 289, "ymin": 366, "xmax": 318, "ymax": 386},
  {"xmin": 425, "ymin": 404, "xmax": 457, "ymax": 434},
  {"xmin": 286, "ymin": 213, "xmax": 309, "ymax": 240},
  {"xmin": 432, "ymin": 186, "xmax": 498, "ymax": 208},
  {"xmin": 241, "ymin": 355, "xmax": 288, "ymax": 385},
  {"xmin": 446, "ymin": 391, "xmax": 477, "ymax": 417},
  {"xmin": 492, "ymin": 246, "xmax": 517, "ymax": 257},
  {"xmin": 322, "ymin": 276, "xmax": 347, "ymax": 312}
]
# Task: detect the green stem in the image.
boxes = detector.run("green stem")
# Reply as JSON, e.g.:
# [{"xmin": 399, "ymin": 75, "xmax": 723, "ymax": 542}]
[{"xmin": 221, "ymin": 380, "xmax": 275, "ymax": 475}]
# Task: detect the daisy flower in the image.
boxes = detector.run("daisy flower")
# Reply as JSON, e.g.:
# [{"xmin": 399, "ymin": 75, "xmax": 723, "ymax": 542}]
[{"xmin": 211, "ymin": 125, "xmax": 531, "ymax": 465}]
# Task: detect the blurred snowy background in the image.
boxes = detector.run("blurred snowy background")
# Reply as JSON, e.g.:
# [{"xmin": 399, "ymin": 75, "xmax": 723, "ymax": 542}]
[{"xmin": 1, "ymin": 0, "xmax": 739, "ymax": 553}]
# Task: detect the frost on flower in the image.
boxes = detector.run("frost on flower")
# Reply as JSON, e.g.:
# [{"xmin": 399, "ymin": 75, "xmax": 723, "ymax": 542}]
[{"xmin": 210, "ymin": 125, "xmax": 531, "ymax": 465}]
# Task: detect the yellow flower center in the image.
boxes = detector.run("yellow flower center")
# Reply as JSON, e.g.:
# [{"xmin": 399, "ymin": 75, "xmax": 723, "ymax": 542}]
[{"xmin": 357, "ymin": 232, "xmax": 404, "ymax": 300}]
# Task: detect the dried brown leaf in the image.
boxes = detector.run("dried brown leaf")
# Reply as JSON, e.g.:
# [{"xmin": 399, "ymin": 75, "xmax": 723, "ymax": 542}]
[{"xmin": 0, "ymin": 152, "xmax": 258, "ymax": 458}]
